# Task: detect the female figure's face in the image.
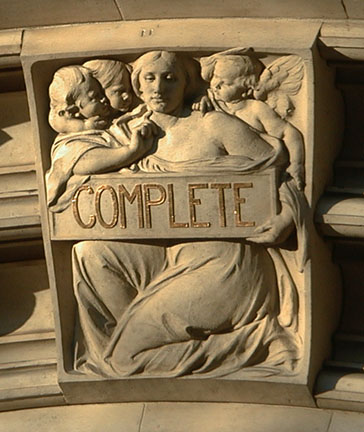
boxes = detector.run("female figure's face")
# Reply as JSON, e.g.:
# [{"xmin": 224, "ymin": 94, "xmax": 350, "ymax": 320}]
[
  {"xmin": 105, "ymin": 75, "xmax": 132, "ymax": 112},
  {"xmin": 138, "ymin": 56, "xmax": 186, "ymax": 114}
]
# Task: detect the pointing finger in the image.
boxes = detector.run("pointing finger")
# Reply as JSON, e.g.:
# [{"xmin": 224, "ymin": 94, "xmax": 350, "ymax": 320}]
[{"xmin": 143, "ymin": 110, "xmax": 153, "ymax": 120}]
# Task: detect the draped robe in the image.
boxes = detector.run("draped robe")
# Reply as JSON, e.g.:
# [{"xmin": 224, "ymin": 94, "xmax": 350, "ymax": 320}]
[
  {"xmin": 71, "ymin": 156, "xmax": 306, "ymax": 378},
  {"xmin": 45, "ymin": 109, "xmax": 307, "ymax": 378}
]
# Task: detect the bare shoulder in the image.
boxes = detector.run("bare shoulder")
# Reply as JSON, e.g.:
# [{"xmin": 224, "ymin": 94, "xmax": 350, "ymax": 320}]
[
  {"xmin": 201, "ymin": 110, "xmax": 241, "ymax": 129},
  {"xmin": 250, "ymin": 99, "xmax": 274, "ymax": 113},
  {"xmin": 251, "ymin": 100, "xmax": 280, "ymax": 119}
]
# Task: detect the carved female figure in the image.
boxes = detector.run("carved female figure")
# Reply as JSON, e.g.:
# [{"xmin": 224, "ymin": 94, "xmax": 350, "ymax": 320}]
[{"xmin": 54, "ymin": 51, "xmax": 306, "ymax": 378}]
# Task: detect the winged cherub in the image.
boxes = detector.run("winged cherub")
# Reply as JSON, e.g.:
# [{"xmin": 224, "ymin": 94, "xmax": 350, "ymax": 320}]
[{"xmin": 195, "ymin": 48, "xmax": 305, "ymax": 190}]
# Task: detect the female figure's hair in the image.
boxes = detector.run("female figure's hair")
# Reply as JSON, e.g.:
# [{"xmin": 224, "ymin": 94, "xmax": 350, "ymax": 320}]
[
  {"xmin": 131, "ymin": 51, "xmax": 202, "ymax": 101},
  {"xmin": 83, "ymin": 59, "xmax": 131, "ymax": 89},
  {"xmin": 49, "ymin": 65, "xmax": 92, "ymax": 112}
]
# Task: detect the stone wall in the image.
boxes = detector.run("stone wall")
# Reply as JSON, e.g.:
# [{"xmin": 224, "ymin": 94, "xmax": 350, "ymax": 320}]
[{"xmin": 1, "ymin": 3, "xmax": 364, "ymax": 430}]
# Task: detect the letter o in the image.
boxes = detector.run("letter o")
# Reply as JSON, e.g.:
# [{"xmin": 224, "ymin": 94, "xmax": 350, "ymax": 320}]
[{"xmin": 95, "ymin": 185, "xmax": 119, "ymax": 229}]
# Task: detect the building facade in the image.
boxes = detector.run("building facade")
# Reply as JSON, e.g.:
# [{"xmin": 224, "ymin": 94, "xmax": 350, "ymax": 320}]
[{"xmin": 1, "ymin": 1, "xmax": 364, "ymax": 430}]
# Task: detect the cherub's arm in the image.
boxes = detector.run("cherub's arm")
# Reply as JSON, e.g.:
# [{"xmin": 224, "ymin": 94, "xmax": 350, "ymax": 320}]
[
  {"xmin": 253, "ymin": 101, "xmax": 305, "ymax": 190},
  {"xmin": 73, "ymin": 112, "xmax": 157, "ymax": 175},
  {"xmin": 73, "ymin": 146, "xmax": 142, "ymax": 175}
]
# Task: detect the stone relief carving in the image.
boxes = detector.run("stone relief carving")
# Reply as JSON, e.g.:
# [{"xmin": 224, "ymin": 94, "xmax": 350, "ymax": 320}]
[
  {"xmin": 195, "ymin": 48, "xmax": 305, "ymax": 191},
  {"xmin": 45, "ymin": 49, "xmax": 308, "ymax": 379}
]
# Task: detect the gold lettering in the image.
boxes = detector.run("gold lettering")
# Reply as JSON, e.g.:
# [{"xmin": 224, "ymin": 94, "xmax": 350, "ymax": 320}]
[
  {"xmin": 167, "ymin": 184, "xmax": 189, "ymax": 228},
  {"xmin": 119, "ymin": 184, "xmax": 144, "ymax": 229},
  {"xmin": 144, "ymin": 184, "xmax": 167, "ymax": 229},
  {"xmin": 211, "ymin": 183, "xmax": 231, "ymax": 227},
  {"xmin": 72, "ymin": 185, "xmax": 96, "ymax": 229},
  {"xmin": 233, "ymin": 183, "xmax": 255, "ymax": 227},
  {"xmin": 188, "ymin": 183, "xmax": 211, "ymax": 228},
  {"xmin": 95, "ymin": 185, "xmax": 118, "ymax": 229}
]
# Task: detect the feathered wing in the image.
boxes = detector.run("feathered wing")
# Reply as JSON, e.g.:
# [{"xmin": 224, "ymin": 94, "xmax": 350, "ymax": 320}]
[{"xmin": 254, "ymin": 55, "xmax": 304, "ymax": 119}]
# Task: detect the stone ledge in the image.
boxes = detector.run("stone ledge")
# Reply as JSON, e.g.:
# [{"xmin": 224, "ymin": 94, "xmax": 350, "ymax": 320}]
[
  {"xmin": 316, "ymin": 368, "xmax": 364, "ymax": 413},
  {"xmin": 0, "ymin": 164, "xmax": 37, "ymax": 194},
  {"xmin": 0, "ymin": 30, "xmax": 22, "ymax": 55},
  {"xmin": 20, "ymin": 18, "xmax": 321, "ymax": 60},
  {"xmin": 319, "ymin": 21, "xmax": 364, "ymax": 60},
  {"xmin": 0, "ymin": 331, "xmax": 56, "ymax": 363},
  {"xmin": 0, "ymin": 224, "xmax": 42, "ymax": 241},
  {"xmin": 0, "ymin": 359, "xmax": 62, "ymax": 412},
  {"xmin": 3, "ymin": 401, "xmax": 364, "ymax": 432},
  {"xmin": 316, "ymin": 192, "xmax": 364, "ymax": 238},
  {"xmin": 0, "ymin": 385, "xmax": 64, "ymax": 413}
]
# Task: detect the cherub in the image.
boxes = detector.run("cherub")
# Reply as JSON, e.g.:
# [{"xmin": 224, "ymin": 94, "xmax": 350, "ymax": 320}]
[
  {"xmin": 48, "ymin": 65, "xmax": 113, "ymax": 133},
  {"xmin": 83, "ymin": 59, "xmax": 133, "ymax": 115},
  {"xmin": 195, "ymin": 48, "xmax": 305, "ymax": 190},
  {"xmin": 46, "ymin": 65, "xmax": 155, "ymax": 210}
]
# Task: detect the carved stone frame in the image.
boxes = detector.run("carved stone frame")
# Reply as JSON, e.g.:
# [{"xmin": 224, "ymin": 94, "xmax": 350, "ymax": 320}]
[{"xmin": 21, "ymin": 18, "xmax": 342, "ymax": 406}]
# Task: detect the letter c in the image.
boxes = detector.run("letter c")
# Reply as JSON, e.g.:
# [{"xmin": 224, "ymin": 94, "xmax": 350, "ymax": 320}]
[{"xmin": 72, "ymin": 185, "xmax": 96, "ymax": 229}]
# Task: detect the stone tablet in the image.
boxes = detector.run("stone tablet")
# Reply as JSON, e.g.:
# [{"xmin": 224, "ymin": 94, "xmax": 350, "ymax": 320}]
[{"xmin": 50, "ymin": 170, "xmax": 278, "ymax": 240}]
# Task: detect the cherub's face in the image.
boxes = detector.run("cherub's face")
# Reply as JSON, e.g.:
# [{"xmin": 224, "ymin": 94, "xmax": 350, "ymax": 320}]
[
  {"xmin": 138, "ymin": 57, "xmax": 186, "ymax": 113},
  {"xmin": 75, "ymin": 78, "xmax": 111, "ymax": 118},
  {"xmin": 210, "ymin": 61, "xmax": 246, "ymax": 103},
  {"xmin": 105, "ymin": 75, "xmax": 133, "ymax": 112}
]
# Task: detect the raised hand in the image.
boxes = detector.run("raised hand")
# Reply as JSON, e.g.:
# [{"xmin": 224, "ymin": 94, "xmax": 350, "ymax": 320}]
[
  {"xmin": 130, "ymin": 110, "xmax": 158, "ymax": 155},
  {"xmin": 192, "ymin": 95, "xmax": 214, "ymax": 115}
]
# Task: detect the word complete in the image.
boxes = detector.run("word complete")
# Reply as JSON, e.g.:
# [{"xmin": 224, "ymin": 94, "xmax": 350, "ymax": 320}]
[
  {"xmin": 51, "ymin": 172, "xmax": 277, "ymax": 240},
  {"xmin": 72, "ymin": 182, "xmax": 255, "ymax": 230}
]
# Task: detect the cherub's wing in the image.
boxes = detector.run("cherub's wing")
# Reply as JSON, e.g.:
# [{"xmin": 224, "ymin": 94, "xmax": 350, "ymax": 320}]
[
  {"xmin": 257, "ymin": 55, "xmax": 304, "ymax": 96},
  {"xmin": 254, "ymin": 55, "xmax": 304, "ymax": 118}
]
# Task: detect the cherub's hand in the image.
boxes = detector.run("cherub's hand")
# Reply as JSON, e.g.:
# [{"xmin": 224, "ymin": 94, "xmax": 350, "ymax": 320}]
[
  {"xmin": 246, "ymin": 213, "xmax": 293, "ymax": 245},
  {"xmin": 192, "ymin": 95, "xmax": 214, "ymax": 115},
  {"xmin": 84, "ymin": 116, "xmax": 109, "ymax": 130},
  {"xmin": 130, "ymin": 110, "xmax": 158, "ymax": 156},
  {"xmin": 287, "ymin": 162, "xmax": 305, "ymax": 191}
]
